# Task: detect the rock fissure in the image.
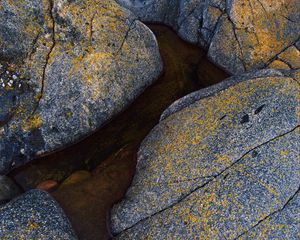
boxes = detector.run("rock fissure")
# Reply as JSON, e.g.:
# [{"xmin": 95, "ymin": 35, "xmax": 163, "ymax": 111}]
[
  {"xmin": 32, "ymin": 0, "xmax": 56, "ymax": 115},
  {"xmin": 228, "ymin": 19, "xmax": 247, "ymax": 70},
  {"xmin": 114, "ymin": 19, "xmax": 138, "ymax": 56},
  {"xmin": 89, "ymin": 11, "xmax": 98, "ymax": 44},
  {"xmin": 235, "ymin": 186, "xmax": 300, "ymax": 239},
  {"xmin": 116, "ymin": 125, "xmax": 300, "ymax": 235},
  {"xmin": 177, "ymin": 6, "xmax": 199, "ymax": 29},
  {"xmin": 27, "ymin": 32, "xmax": 41, "ymax": 61},
  {"xmin": 256, "ymin": 0, "xmax": 268, "ymax": 15},
  {"xmin": 265, "ymin": 36, "xmax": 300, "ymax": 68}
]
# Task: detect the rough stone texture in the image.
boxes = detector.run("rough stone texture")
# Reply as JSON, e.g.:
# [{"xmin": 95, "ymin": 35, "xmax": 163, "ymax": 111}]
[
  {"xmin": 160, "ymin": 69, "xmax": 284, "ymax": 120},
  {"xmin": 110, "ymin": 71, "xmax": 300, "ymax": 237},
  {"xmin": 0, "ymin": 0, "xmax": 162, "ymax": 174},
  {"xmin": 117, "ymin": 0, "xmax": 300, "ymax": 74},
  {"xmin": 0, "ymin": 189, "xmax": 77, "ymax": 239},
  {"xmin": 241, "ymin": 191, "xmax": 300, "ymax": 239},
  {"xmin": 0, "ymin": 175, "xmax": 22, "ymax": 205},
  {"xmin": 114, "ymin": 130, "xmax": 299, "ymax": 239}
]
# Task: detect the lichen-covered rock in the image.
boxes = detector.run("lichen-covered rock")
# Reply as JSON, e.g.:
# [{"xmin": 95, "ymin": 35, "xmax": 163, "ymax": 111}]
[
  {"xmin": 0, "ymin": 0, "xmax": 162, "ymax": 174},
  {"xmin": 160, "ymin": 69, "xmax": 284, "ymax": 120},
  {"xmin": 110, "ymin": 70, "xmax": 300, "ymax": 238},
  {"xmin": 241, "ymin": 191, "xmax": 300, "ymax": 239},
  {"xmin": 0, "ymin": 175, "xmax": 22, "ymax": 205},
  {"xmin": 117, "ymin": 0, "xmax": 300, "ymax": 74},
  {"xmin": 0, "ymin": 189, "xmax": 77, "ymax": 239}
]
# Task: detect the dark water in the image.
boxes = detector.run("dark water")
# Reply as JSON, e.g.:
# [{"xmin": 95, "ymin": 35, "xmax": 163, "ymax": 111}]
[
  {"xmin": 8, "ymin": 25, "xmax": 228, "ymax": 239},
  {"xmin": 9, "ymin": 25, "xmax": 228, "ymax": 190}
]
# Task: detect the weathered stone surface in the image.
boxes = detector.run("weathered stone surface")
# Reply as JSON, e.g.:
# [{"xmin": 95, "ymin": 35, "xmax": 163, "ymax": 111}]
[
  {"xmin": 117, "ymin": 0, "xmax": 300, "ymax": 74},
  {"xmin": 0, "ymin": 175, "xmax": 21, "ymax": 205},
  {"xmin": 0, "ymin": 0, "xmax": 162, "ymax": 174},
  {"xmin": 241, "ymin": 191, "xmax": 300, "ymax": 239},
  {"xmin": 114, "ymin": 130, "xmax": 299, "ymax": 239},
  {"xmin": 110, "ymin": 71, "xmax": 300, "ymax": 237},
  {"xmin": 0, "ymin": 189, "xmax": 77, "ymax": 239},
  {"xmin": 160, "ymin": 69, "xmax": 284, "ymax": 121}
]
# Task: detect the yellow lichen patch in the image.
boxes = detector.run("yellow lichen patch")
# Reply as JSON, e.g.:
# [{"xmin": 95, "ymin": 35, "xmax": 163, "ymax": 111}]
[
  {"xmin": 207, "ymin": 6, "xmax": 222, "ymax": 27},
  {"xmin": 128, "ymin": 76, "xmax": 300, "ymax": 233},
  {"xmin": 268, "ymin": 60, "xmax": 290, "ymax": 70},
  {"xmin": 50, "ymin": 0, "xmax": 137, "ymax": 103},
  {"xmin": 229, "ymin": 0, "xmax": 299, "ymax": 69},
  {"xmin": 57, "ymin": 0, "xmax": 130, "ymax": 48},
  {"xmin": 178, "ymin": 206, "xmax": 200, "ymax": 225},
  {"xmin": 293, "ymin": 70, "xmax": 300, "ymax": 84},
  {"xmin": 22, "ymin": 115, "xmax": 42, "ymax": 132},
  {"xmin": 70, "ymin": 48, "xmax": 114, "ymax": 100},
  {"xmin": 150, "ymin": 77, "xmax": 295, "ymax": 184},
  {"xmin": 27, "ymin": 221, "xmax": 40, "ymax": 231},
  {"xmin": 278, "ymin": 46, "xmax": 300, "ymax": 69},
  {"xmin": 280, "ymin": 150, "xmax": 289, "ymax": 155}
]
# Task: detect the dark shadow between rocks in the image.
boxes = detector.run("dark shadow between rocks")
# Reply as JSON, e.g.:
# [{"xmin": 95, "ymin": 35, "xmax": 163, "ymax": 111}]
[{"xmin": 8, "ymin": 25, "xmax": 229, "ymax": 240}]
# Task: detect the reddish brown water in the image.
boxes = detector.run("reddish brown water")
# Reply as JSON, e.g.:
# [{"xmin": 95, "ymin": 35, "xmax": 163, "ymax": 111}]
[{"xmin": 9, "ymin": 25, "xmax": 228, "ymax": 239}]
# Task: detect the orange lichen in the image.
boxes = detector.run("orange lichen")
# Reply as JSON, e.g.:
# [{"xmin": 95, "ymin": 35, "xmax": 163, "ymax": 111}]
[
  {"xmin": 278, "ymin": 46, "xmax": 300, "ymax": 69},
  {"xmin": 228, "ymin": 0, "xmax": 299, "ymax": 69},
  {"xmin": 22, "ymin": 115, "xmax": 42, "ymax": 132},
  {"xmin": 27, "ymin": 221, "xmax": 40, "ymax": 231},
  {"xmin": 268, "ymin": 60, "xmax": 290, "ymax": 70}
]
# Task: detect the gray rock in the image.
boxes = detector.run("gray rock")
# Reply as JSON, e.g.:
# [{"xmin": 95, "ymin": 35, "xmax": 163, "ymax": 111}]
[
  {"xmin": 241, "ymin": 191, "xmax": 300, "ymax": 239},
  {"xmin": 0, "ymin": 175, "xmax": 22, "ymax": 205},
  {"xmin": 0, "ymin": 0, "xmax": 162, "ymax": 173},
  {"xmin": 117, "ymin": 0, "xmax": 300, "ymax": 74},
  {"xmin": 110, "ymin": 72, "xmax": 300, "ymax": 238},
  {"xmin": 114, "ymin": 130, "xmax": 299, "ymax": 239},
  {"xmin": 160, "ymin": 69, "xmax": 284, "ymax": 121},
  {"xmin": 0, "ymin": 189, "xmax": 77, "ymax": 239}
]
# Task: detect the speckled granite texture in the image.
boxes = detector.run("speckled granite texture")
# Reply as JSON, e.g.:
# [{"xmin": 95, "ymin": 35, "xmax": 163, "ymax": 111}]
[
  {"xmin": 111, "ymin": 70, "xmax": 300, "ymax": 238},
  {"xmin": 0, "ymin": 189, "xmax": 77, "ymax": 239}
]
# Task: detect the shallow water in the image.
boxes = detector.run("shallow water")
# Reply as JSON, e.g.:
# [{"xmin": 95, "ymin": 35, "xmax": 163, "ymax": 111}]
[
  {"xmin": 9, "ymin": 25, "xmax": 228, "ymax": 190},
  {"xmin": 8, "ymin": 25, "xmax": 228, "ymax": 239}
]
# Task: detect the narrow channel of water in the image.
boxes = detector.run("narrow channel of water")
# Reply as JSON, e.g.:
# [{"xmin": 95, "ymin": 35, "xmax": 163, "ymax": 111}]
[
  {"xmin": 9, "ymin": 25, "xmax": 228, "ymax": 190},
  {"xmin": 8, "ymin": 25, "xmax": 229, "ymax": 239}
]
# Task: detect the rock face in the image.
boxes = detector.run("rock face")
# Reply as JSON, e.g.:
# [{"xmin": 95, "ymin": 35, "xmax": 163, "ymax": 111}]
[
  {"xmin": 0, "ymin": 189, "xmax": 77, "ymax": 239},
  {"xmin": 0, "ymin": 175, "xmax": 21, "ymax": 205},
  {"xmin": 117, "ymin": 0, "xmax": 300, "ymax": 74},
  {"xmin": 0, "ymin": 0, "xmax": 162, "ymax": 173},
  {"xmin": 110, "ymin": 70, "xmax": 300, "ymax": 238}
]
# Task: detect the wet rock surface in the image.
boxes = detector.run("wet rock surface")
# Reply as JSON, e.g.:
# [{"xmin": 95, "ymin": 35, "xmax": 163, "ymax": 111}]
[
  {"xmin": 117, "ymin": 0, "xmax": 300, "ymax": 74},
  {"xmin": 52, "ymin": 144, "xmax": 139, "ymax": 240},
  {"xmin": 36, "ymin": 179, "xmax": 59, "ymax": 192},
  {"xmin": 111, "ymin": 70, "xmax": 300, "ymax": 237},
  {"xmin": 0, "ymin": 175, "xmax": 22, "ymax": 205},
  {"xmin": 0, "ymin": 0, "xmax": 162, "ymax": 174},
  {"xmin": 0, "ymin": 189, "xmax": 77, "ymax": 239}
]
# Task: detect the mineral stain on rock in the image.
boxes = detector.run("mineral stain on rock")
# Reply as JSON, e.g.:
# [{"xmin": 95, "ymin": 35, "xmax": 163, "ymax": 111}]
[{"xmin": 9, "ymin": 25, "xmax": 228, "ymax": 239}]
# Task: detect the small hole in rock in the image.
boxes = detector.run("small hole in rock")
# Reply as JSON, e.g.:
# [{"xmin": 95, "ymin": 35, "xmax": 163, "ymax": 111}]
[
  {"xmin": 254, "ymin": 104, "xmax": 265, "ymax": 114},
  {"xmin": 252, "ymin": 150, "xmax": 258, "ymax": 158},
  {"xmin": 240, "ymin": 114, "xmax": 249, "ymax": 124}
]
